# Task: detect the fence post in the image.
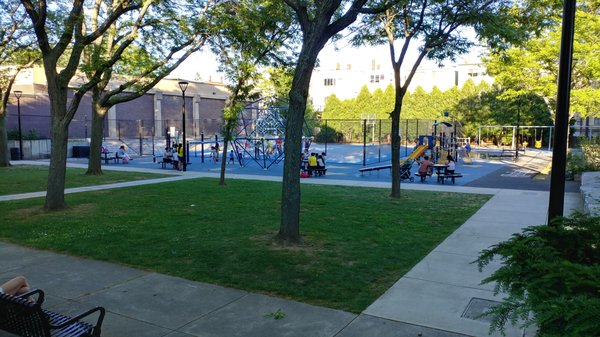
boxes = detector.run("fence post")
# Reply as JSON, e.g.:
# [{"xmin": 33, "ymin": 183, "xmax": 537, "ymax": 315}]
[
  {"xmin": 139, "ymin": 120, "xmax": 143, "ymax": 156},
  {"xmin": 378, "ymin": 119, "xmax": 382, "ymax": 162},
  {"xmin": 325, "ymin": 119, "xmax": 328, "ymax": 154},
  {"xmin": 201, "ymin": 133, "xmax": 205, "ymax": 163},
  {"xmin": 363, "ymin": 119, "xmax": 366, "ymax": 166}
]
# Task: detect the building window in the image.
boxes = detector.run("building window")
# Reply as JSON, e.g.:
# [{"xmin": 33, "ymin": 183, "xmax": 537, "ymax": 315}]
[
  {"xmin": 324, "ymin": 78, "xmax": 336, "ymax": 86},
  {"xmin": 336, "ymin": 63, "xmax": 340, "ymax": 70},
  {"xmin": 370, "ymin": 75, "xmax": 375, "ymax": 83},
  {"xmin": 346, "ymin": 64, "xmax": 352, "ymax": 70},
  {"xmin": 371, "ymin": 59, "xmax": 376, "ymax": 71}
]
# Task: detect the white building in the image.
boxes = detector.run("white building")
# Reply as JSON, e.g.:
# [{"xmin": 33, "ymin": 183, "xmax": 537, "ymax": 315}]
[{"xmin": 309, "ymin": 45, "xmax": 493, "ymax": 111}]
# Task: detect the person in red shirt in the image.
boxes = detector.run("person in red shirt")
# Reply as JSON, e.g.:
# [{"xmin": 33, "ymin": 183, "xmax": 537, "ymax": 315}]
[{"xmin": 417, "ymin": 155, "xmax": 433, "ymax": 182}]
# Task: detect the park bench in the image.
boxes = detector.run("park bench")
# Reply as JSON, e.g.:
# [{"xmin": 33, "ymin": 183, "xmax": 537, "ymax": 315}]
[
  {"xmin": 0, "ymin": 289, "xmax": 105, "ymax": 337},
  {"xmin": 306, "ymin": 167, "xmax": 327, "ymax": 176},
  {"xmin": 436, "ymin": 172, "xmax": 463, "ymax": 184},
  {"xmin": 415, "ymin": 171, "xmax": 433, "ymax": 180},
  {"xmin": 157, "ymin": 156, "xmax": 178, "ymax": 169},
  {"xmin": 358, "ymin": 164, "xmax": 391, "ymax": 175}
]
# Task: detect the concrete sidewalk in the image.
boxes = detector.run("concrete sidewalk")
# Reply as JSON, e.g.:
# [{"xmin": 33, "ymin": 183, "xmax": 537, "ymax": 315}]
[{"xmin": 0, "ymin": 163, "xmax": 583, "ymax": 337}]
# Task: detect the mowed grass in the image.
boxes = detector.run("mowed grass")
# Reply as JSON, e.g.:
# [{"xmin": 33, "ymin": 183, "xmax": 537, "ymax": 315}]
[
  {"xmin": 0, "ymin": 178, "xmax": 491, "ymax": 312},
  {"xmin": 0, "ymin": 165, "xmax": 167, "ymax": 195}
]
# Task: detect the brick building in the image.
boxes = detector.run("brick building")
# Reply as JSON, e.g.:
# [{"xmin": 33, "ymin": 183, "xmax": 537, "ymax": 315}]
[{"xmin": 5, "ymin": 66, "xmax": 229, "ymax": 141}]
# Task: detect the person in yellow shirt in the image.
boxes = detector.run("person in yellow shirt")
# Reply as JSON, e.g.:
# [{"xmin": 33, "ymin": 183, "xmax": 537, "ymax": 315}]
[
  {"xmin": 307, "ymin": 152, "xmax": 317, "ymax": 175},
  {"xmin": 177, "ymin": 143, "xmax": 184, "ymax": 171}
]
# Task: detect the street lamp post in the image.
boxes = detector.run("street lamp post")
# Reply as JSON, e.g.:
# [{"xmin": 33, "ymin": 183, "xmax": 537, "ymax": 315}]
[
  {"xmin": 14, "ymin": 91, "xmax": 23, "ymax": 160},
  {"xmin": 179, "ymin": 81, "xmax": 189, "ymax": 172}
]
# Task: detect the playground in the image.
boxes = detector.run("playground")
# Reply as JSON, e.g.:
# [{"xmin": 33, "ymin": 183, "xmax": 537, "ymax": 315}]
[{"xmin": 82, "ymin": 140, "xmax": 581, "ymax": 193}]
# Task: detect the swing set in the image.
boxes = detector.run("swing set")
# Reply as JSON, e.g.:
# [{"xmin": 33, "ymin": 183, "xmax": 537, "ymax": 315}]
[{"xmin": 477, "ymin": 125, "xmax": 554, "ymax": 151}]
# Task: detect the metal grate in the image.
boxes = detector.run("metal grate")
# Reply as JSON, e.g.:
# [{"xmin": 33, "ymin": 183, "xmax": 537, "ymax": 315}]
[{"xmin": 461, "ymin": 297, "xmax": 502, "ymax": 323}]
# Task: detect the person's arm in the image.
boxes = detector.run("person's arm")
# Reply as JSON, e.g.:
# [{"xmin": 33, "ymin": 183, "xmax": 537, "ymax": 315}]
[{"xmin": 1, "ymin": 276, "xmax": 31, "ymax": 296}]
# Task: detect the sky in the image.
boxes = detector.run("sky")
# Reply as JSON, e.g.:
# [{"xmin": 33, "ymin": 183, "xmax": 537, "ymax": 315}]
[{"xmin": 167, "ymin": 33, "xmax": 486, "ymax": 85}]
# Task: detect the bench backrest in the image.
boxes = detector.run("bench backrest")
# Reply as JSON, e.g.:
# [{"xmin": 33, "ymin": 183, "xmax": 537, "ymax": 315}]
[{"xmin": 0, "ymin": 293, "xmax": 51, "ymax": 337}]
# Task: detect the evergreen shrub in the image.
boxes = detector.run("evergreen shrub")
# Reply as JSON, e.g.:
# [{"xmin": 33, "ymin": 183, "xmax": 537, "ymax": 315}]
[{"xmin": 476, "ymin": 212, "xmax": 600, "ymax": 336}]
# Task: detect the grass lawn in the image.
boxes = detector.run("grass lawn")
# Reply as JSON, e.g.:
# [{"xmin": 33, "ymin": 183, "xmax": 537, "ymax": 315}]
[
  {"xmin": 0, "ymin": 178, "xmax": 491, "ymax": 312},
  {"xmin": 0, "ymin": 165, "xmax": 168, "ymax": 195}
]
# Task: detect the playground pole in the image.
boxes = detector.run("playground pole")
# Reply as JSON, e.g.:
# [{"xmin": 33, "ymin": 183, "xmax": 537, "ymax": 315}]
[
  {"xmin": 362, "ymin": 119, "xmax": 366, "ymax": 166},
  {"xmin": 325, "ymin": 119, "xmax": 328, "ymax": 154},
  {"xmin": 201, "ymin": 133, "xmax": 205, "ymax": 163},
  {"xmin": 548, "ymin": 0, "xmax": 575, "ymax": 222}
]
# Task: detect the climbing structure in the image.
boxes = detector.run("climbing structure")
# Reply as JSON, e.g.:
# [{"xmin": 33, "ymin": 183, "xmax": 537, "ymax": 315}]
[{"xmin": 232, "ymin": 97, "xmax": 307, "ymax": 169}]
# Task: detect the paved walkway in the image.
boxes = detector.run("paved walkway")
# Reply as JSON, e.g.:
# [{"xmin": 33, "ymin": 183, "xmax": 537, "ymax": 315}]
[{"xmin": 0, "ymin": 160, "xmax": 583, "ymax": 337}]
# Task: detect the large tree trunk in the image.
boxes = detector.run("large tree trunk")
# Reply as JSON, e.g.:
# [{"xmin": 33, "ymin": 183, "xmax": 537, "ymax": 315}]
[
  {"xmin": 0, "ymin": 114, "xmax": 10, "ymax": 167},
  {"xmin": 44, "ymin": 73, "xmax": 71, "ymax": 210},
  {"xmin": 279, "ymin": 48, "xmax": 320, "ymax": 243},
  {"xmin": 219, "ymin": 122, "xmax": 231, "ymax": 186},
  {"xmin": 87, "ymin": 95, "xmax": 108, "ymax": 175},
  {"xmin": 45, "ymin": 115, "xmax": 69, "ymax": 210},
  {"xmin": 390, "ymin": 63, "xmax": 404, "ymax": 197}
]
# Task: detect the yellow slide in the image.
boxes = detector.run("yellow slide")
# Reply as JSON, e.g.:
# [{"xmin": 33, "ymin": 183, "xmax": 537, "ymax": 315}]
[{"xmin": 407, "ymin": 145, "xmax": 428, "ymax": 160}]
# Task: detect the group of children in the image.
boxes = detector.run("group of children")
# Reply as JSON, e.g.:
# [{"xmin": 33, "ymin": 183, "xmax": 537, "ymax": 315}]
[
  {"xmin": 301, "ymin": 151, "xmax": 326, "ymax": 176},
  {"xmin": 162, "ymin": 143, "xmax": 185, "ymax": 170}
]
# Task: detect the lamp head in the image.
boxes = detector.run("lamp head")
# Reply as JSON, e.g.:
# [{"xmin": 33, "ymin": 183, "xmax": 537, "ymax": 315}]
[
  {"xmin": 14, "ymin": 91, "xmax": 23, "ymax": 99},
  {"xmin": 178, "ymin": 81, "xmax": 189, "ymax": 92}
]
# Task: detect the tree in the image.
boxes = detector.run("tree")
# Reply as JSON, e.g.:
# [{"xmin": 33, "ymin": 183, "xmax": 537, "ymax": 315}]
[
  {"xmin": 0, "ymin": 2, "xmax": 38, "ymax": 167},
  {"xmin": 21, "ymin": 0, "xmax": 141, "ymax": 210},
  {"xmin": 354, "ymin": 0, "xmax": 530, "ymax": 197},
  {"xmin": 355, "ymin": 85, "xmax": 373, "ymax": 118},
  {"xmin": 256, "ymin": 66, "xmax": 295, "ymax": 102},
  {"xmin": 208, "ymin": 0, "xmax": 297, "ymax": 185},
  {"xmin": 279, "ymin": 0, "xmax": 385, "ymax": 243},
  {"xmin": 484, "ymin": 0, "xmax": 600, "ymax": 119},
  {"xmin": 83, "ymin": 0, "xmax": 212, "ymax": 175}
]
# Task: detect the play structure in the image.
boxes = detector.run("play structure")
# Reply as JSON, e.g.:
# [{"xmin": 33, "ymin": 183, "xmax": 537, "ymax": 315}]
[
  {"xmin": 358, "ymin": 143, "xmax": 428, "ymax": 180},
  {"xmin": 230, "ymin": 97, "xmax": 311, "ymax": 169}
]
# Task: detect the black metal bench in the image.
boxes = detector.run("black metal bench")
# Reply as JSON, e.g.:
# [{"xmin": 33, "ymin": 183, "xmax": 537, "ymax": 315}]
[
  {"xmin": 306, "ymin": 167, "xmax": 327, "ymax": 176},
  {"xmin": 0, "ymin": 289, "xmax": 105, "ymax": 337},
  {"xmin": 436, "ymin": 172, "xmax": 463, "ymax": 184},
  {"xmin": 158, "ymin": 157, "xmax": 178, "ymax": 169}
]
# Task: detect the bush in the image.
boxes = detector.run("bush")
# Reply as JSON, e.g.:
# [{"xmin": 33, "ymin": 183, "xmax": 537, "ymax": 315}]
[
  {"xmin": 315, "ymin": 124, "xmax": 343, "ymax": 143},
  {"xmin": 7, "ymin": 128, "xmax": 41, "ymax": 140},
  {"xmin": 581, "ymin": 142, "xmax": 600, "ymax": 170},
  {"xmin": 475, "ymin": 212, "xmax": 600, "ymax": 336},
  {"xmin": 566, "ymin": 152, "xmax": 593, "ymax": 180}
]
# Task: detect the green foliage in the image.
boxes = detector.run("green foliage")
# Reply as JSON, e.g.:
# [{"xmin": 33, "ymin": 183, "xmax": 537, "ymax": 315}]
[
  {"xmin": 457, "ymin": 86, "xmax": 553, "ymax": 139},
  {"xmin": 476, "ymin": 212, "xmax": 600, "ymax": 336},
  {"xmin": 7, "ymin": 128, "xmax": 41, "ymax": 140},
  {"xmin": 581, "ymin": 142, "xmax": 600, "ymax": 169},
  {"xmin": 315, "ymin": 123, "xmax": 342, "ymax": 143},
  {"xmin": 256, "ymin": 66, "xmax": 294, "ymax": 100},
  {"xmin": 484, "ymin": 1, "xmax": 600, "ymax": 118}
]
